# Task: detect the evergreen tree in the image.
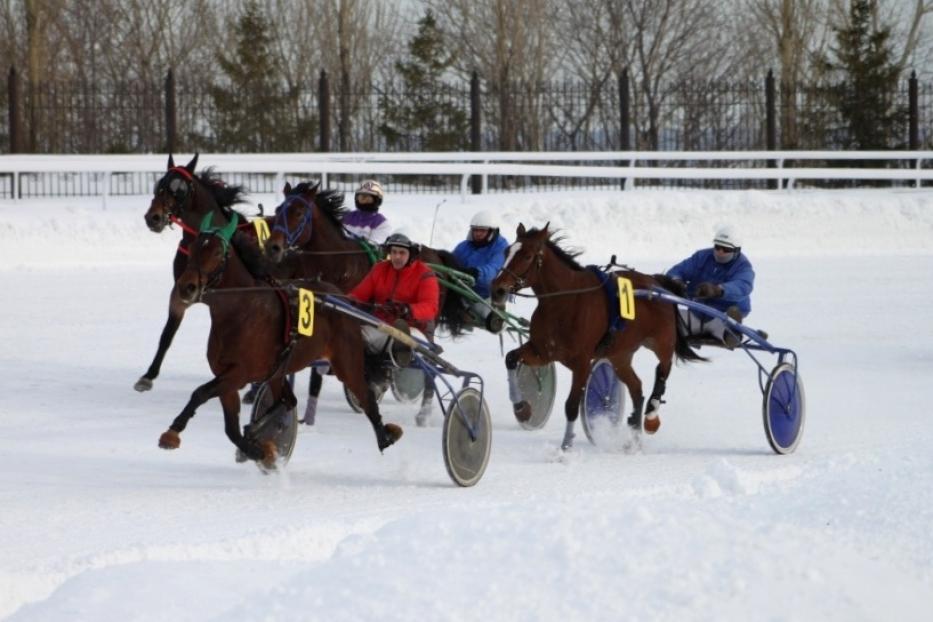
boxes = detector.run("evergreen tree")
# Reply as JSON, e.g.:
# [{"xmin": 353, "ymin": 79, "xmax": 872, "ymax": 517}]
[
  {"xmin": 207, "ymin": 1, "xmax": 292, "ymax": 152},
  {"xmin": 379, "ymin": 9, "xmax": 468, "ymax": 152},
  {"xmin": 817, "ymin": 0, "xmax": 906, "ymax": 150}
]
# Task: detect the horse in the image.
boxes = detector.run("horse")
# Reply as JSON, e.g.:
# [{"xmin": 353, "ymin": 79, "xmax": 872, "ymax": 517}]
[
  {"xmin": 490, "ymin": 223, "xmax": 704, "ymax": 450},
  {"xmin": 136, "ymin": 153, "xmax": 252, "ymax": 392},
  {"xmin": 263, "ymin": 181, "xmax": 469, "ymax": 424},
  {"xmin": 158, "ymin": 212, "xmax": 403, "ymax": 465}
]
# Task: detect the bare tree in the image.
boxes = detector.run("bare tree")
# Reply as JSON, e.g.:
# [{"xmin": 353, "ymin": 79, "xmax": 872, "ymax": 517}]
[{"xmin": 426, "ymin": 0, "xmax": 564, "ymax": 150}]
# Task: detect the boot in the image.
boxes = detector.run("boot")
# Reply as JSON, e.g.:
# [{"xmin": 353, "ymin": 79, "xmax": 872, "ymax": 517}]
[{"xmin": 300, "ymin": 396, "xmax": 318, "ymax": 426}]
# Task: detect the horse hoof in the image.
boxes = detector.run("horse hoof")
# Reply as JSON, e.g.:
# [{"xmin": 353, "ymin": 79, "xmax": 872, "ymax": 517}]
[
  {"xmin": 134, "ymin": 377, "xmax": 153, "ymax": 392},
  {"xmin": 260, "ymin": 440, "xmax": 278, "ymax": 469},
  {"xmin": 159, "ymin": 430, "xmax": 180, "ymax": 449},
  {"xmin": 379, "ymin": 423, "xmax": 404, "ymax": 451},
  {"xmin": 513, "ymin": 401, "xmax": 532, "ymax": 423},
  {"xmin": 644, "ymin": 415, "xmax": 661, "ymax": 435}
]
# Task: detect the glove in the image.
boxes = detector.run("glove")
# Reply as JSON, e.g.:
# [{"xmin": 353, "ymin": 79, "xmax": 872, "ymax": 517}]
[
  {"xmin": 464, "ymin": 267, "xmax": 479, "ymax": 279},
  {"xmin": 694, "ymin": 282, "xmax": 723, "ymax": 299},
  {"xmin": 669, "ymin": 277, "xmax": 686, "ymax": 294},
  {"xmin": 384, "ymin": 301, "xmax": 410, "ymax": 319}
]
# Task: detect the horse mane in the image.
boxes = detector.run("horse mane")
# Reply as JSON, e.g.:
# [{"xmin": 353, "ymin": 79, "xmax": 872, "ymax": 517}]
[
  {"xmin": 290, "ymin": 182, "xmax": 348, "ymax": 231},
  {"xmin": 196, "ymin": 167, "xmax": 248, "ymax": 209},
  {"xmin": 526, "ymin": 228, "xmax": 585, "ymax": 271}
]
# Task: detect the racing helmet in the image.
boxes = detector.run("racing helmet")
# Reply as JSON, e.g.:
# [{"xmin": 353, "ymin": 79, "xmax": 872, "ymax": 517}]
[
  {"xmin": 713, "ymin": 225, "xmax": 741, "ymax": 251},
  {"xmin": 355, "ymin": 179, "xmax": 384, "ymax": 212}
]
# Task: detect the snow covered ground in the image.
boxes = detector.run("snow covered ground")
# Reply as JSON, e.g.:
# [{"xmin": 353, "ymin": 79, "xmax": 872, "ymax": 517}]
[{"xmin": 1, "ymin": 183, "xmax": 933, "ymax": 621}]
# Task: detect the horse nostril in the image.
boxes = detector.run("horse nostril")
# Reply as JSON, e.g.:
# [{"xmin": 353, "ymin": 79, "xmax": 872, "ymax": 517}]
[{"xmin": 183, "ymin": 283, "xmax": 197, "ymax": 298}]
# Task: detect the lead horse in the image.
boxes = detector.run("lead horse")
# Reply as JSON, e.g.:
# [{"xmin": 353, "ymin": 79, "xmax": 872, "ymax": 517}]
[
  {"xmin": 158, "ymin": 212, "xmax": 402, "ymax": 464},
  {"xmin": 136, "ymin": 154, "xmax": 252, "ymax": 392},
  {"xmin": 491, "ymin": 224, "xmax": 704, "ymax": 449}
]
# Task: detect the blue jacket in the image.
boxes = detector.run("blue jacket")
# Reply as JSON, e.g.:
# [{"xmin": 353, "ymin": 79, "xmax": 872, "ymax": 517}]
[
  {"xmin": 666, "ymin": 248, "xmax": 755, "ymax": 317},
  {"xmin": 453, "ymin": 233, "xmax": 510, "ymax": 298}
]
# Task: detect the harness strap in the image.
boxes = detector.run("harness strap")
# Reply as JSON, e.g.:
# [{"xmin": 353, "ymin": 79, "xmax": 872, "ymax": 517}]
[{"xmin": 586, "ymin": 266, "xmax": 627, "ymax": 334}]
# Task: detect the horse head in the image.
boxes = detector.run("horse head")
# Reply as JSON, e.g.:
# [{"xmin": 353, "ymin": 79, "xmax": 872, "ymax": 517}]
[
  {"xmin": 145, "ymin": 153, "xmax": 201, "ymax": 232},
  {"xmin": 491, "ymin": 222, "xmax": 550, "ymax": 307},
  {"xmin": 265, "ymin": 181, "xmax": 320, "ymax": 263},
  {"xmin": 176, "ymin": 212, "xmax": 238, "ymax": 304}
]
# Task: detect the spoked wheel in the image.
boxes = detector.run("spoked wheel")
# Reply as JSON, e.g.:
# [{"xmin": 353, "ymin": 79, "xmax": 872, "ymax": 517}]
[
  {"xmin": 514, "ymin": 362, "xmax": 558, "ymax": 430},
  {"xmin": 763, "ymin": 362, "xmax": 806, "ymax": 454},
  {"xmin": 442, "ymin": 387, "xmax": 492, "ymax": 487},
  {"xmin": 239, "ymin": 382, "xmax": 298, "ymax": 473},
  {"xmin": 390, "ymin": 367, "xmax": 425, "ymax": 403},
  {"xmin": 580, "ymin": 358, "xmax": 626, "ymax": 446}
]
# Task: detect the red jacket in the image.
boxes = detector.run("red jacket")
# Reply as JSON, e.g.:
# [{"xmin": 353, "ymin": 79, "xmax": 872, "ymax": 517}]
[{"xmin": 349, "ymin": 259, "xmax": 440, "ymax": 330}]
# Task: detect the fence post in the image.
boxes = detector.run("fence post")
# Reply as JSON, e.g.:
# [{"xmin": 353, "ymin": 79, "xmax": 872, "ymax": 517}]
[
  {"xmin": 164, "ymin": 69, "xmax": 176, "ymax": 154},
  {"xmin": 470, "ymin": 70, "xmax": 482, "ymax": 194},
  {"xmin": 909, "ymin": 70, "xmax": 919, "ymax": 150},
  {"xmin": 766, "ymin": 69, "xmax": 777, "ymax": 189},
  {"xmin": 619, "ymin": 68, "xmax": 630, "ymax": 189},
  {"xmin": 319, "ymin": 69, "xmax": 330, "ymax": 153},
  {"xmin": 8, "ymin": 66, "xmax": 21, "ymax": 154}
]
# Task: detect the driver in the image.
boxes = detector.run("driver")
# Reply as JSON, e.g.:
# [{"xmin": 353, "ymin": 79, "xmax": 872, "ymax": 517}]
[
  {"xmin": 665, "ymin": 225, "xmax": 755, "ymax": 348},
  {"xmin": 452, "ymin": 209, "xmax": 510, "ymax": 332}
]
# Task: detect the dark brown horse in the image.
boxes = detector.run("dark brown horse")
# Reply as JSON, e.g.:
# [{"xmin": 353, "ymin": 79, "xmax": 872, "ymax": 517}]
[
  {"xmin": 490, "ymin": 223, "xmax": 704, "ymax": 450},
  {"xmin": 263, "ymin": 181, "xmax": 469, "ymax": 423},
  {"xmin": 158, "ymin": 212, "xmax": 402, "ymax": 464},
  {"xmin": 136, "ymin": 154, "xmax": 252, "ymax": 392}
]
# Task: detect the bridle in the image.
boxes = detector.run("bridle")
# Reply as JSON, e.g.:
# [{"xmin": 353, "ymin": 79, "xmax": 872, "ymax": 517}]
[
  {"xmin": 272, "ymin": 195, "xmax": 314, "ymax": 251},
  {"xmin": 154, "ymin": 167, "xmax": 196, "ymax": 226},
  {"xmin": 497, "ymin": 244, "xmax": 544, "ymax": 294},
  {"xmin": 189, "ymin": 213, "xmax": 239, "ymax": 300}
]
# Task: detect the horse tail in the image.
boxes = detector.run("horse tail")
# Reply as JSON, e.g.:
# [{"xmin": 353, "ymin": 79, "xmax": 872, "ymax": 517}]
[
  {"xmin": 652, "ymin": 274, "xmax": 707, "ymax": 363},
  {"xmin": 433, "ymin": 250, "xmax": 469, "ymax": 337}
]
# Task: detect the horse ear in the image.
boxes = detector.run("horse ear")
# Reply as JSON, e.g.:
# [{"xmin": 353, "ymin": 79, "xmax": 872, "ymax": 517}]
[
  {"xmin": 167, "ymin": 154, "xmax": 175, "ymax": 169},
  {"xmin": 309, "ymin": 181, "xmax": 320, "ymax": 196},
  {"xmin": 283, "ymin": 181, "xmax": 293, "ymax": 195},
  {"xmin": 543, "ymin": 221, "xmax": 550, "ymax": 233},
  {"xmin": 185, "ymin": 153, "xmax": 199, "ymax": 174},
  {"xmin": 517, "ymin": 223, "xmax": 526, "ymax": 236}
]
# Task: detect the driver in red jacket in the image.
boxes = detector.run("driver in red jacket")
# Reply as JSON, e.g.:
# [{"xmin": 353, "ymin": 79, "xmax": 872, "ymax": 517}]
[{"xmin": 349, "ymin": 231, "xmax": 440, "ymax": 357}]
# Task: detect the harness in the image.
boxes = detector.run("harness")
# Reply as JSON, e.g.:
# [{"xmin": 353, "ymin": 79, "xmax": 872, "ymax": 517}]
[{"xmin": 586, "ymin": 265, "xmax": 627, "ymax": 334}]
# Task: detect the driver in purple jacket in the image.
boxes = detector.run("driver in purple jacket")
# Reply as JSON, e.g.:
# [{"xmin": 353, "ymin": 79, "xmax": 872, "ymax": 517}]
[
  {"xmin": 666, "ymin": 225, "xmax": 755, "ymax": 348},
  {"xmin": 342, "ymin": 180, "xmax": 393, "ymax": 243}
]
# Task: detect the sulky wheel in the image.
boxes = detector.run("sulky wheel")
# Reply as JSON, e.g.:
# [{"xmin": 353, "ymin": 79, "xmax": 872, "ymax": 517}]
[
  {"xmin": 763, "ymin": 362, "xmax": 806, "ymax": 454},
  {"xmin": 241, "ymin": 382, "xmax": 298, "ymax": 473},
  {"xmin": 390, "ymin": 367, "xmax": 426, "ymax": 404},
  {"xmin": 514, "ymin": 362, "xmax": 558, "ymax": 430},
  {"xmin": 580, "ymin": 358, "xmax": 626, "ymax": 446},
  {"xmin": 442, "ymin": 387, "xmax": 492, "ymax": 487}
]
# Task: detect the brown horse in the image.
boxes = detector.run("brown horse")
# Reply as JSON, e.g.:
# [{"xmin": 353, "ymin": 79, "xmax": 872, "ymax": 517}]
[
  {"xmin": 490, "ymin": 223, "xmax": 704, "ymax": 450},
  {"xmin": 136, "ymin": 154, "xmax": 252, "ymax": 392},
  {"xmin": 263, "ymin": 181, "xmax": 469, "ymax": 423},
  {"xmin": 158, "ymin": 212, "xmax": 402, "ymax": 464}
]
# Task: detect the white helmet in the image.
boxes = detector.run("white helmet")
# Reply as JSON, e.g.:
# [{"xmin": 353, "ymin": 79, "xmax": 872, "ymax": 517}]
[
  {"xmin": 713, "ymin": 225, "xmax": 741, "ymax": 250},
  {"xmin": 470, "ymin": 210, "xmax": 498, "ymax": 230}
]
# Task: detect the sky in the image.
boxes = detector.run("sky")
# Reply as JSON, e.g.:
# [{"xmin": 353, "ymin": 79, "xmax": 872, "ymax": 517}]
[{"xmin": 1, "ymin": 179, "xmax": 932, "ymax": 621}]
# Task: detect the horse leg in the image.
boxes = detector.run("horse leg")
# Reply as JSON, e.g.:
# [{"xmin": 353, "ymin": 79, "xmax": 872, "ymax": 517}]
[
  {"xmin": 300, "ymin": 366, "xmax": 326, "ymax": 425},
  {"xmin": 416, "ymin": 371, "xmax": 435, "ymax": 427},
  {"xmin": 159, "ymin": 377, "xmax": 220, "ymax": 448},
  {"xmin": 331, "ymin": 351, "xmax": 402, "ymax": 452},
  {"xmin": 643, "ymin": 359, "xmax": 672, "ymax": 435},
  {"xmin": 219, "ymin": 389, "xmax": 277, "ymax": 466},
  {"xmin": 612, "ymin": 354, "xmax": 645, "ymax": 432},
  {"xmin": 505, "ymin": 342, "xmax": 549, "ymax": 423},
  {"xmin": 559, "ymin": 359, "xmax": 590, "ymax": 450},
  {"xmin": 135, "ymin": 290, "xmax": 186, "ymax": 392}
]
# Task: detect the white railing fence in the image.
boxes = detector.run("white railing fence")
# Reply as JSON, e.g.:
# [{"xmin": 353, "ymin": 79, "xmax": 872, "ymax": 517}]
[{"xmin": 1, "ymin": 151, "xmax": 931, "ymax": 207}]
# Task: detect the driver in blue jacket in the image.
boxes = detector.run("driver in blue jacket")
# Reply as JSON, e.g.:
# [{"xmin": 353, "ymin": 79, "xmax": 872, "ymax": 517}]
[
  {"xmin": 452, "ymin": 210, "xmax": 510, "ymax": 332},
  {"xmin": 666, "ymin": 225, "xmax": 755, "ymax": 347}
]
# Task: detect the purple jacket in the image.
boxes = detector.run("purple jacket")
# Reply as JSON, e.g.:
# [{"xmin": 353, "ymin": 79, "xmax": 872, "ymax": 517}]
[{"xmin": 342, "ymin": 210, "xmax": 392, "ymax": 243}]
